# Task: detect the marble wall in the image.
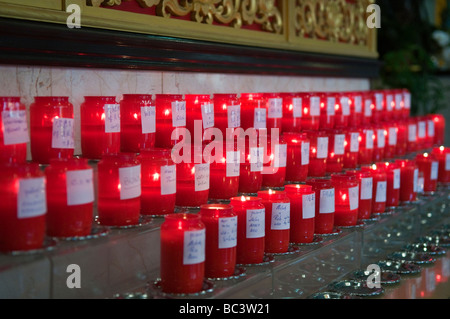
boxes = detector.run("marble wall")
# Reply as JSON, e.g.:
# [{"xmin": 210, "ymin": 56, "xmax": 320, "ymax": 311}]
[{"xmin": 0, "ymin": 65, "xmax": 371, "ymax": 158}]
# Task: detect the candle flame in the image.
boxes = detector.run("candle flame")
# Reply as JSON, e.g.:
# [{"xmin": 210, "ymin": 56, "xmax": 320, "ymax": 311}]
[
  {"xmin": 101, "ymin": 113, "xmax": 105, "ymax": 121},
  {"xmin": 222, "ymin": 104, "xmax": 227, "ymax": 110},
  {"xmin": 424, "ymin": 153, "xmax": 429, "ymax": 158},
  {"xmin": 342, "ymin": 194, "xmax": 347, "ymax": 201},
  {"xmin": 269, "ymin": 189, "xmax": 274, "ymax": 194},
  {"xmin": 303, "ymin": 107, "xmax": 308, "ymax": 115},
  {"xmin": 152, "ymin": 173, "xmax": 160, "ymax": 181},
  {"xmin": 440, "ymin": 146, "xmax": 445, "ymax": 151},
  {"xmin": 133, "ymin": 113, "xmax": 138, "ymax": 120},
  {"xmin": 164, "ymin": 109, "xmax": 170, "ymax": 116},
  {"xmin": 241, "ymin": 195, "xmax": 246, "ymax": 202},
  {"xmin": 191, "ymin": 167, "xmax": 196, "ymax": 175},
  {"xmin": 118, "ymin": 183, "xmax": 121, "ymax": 191},
  {"xmin": 289, "ymin": 104, "xmax": 293, "ymax": 111},
  {"xmin": 371, "ymin": 164, "xmax": 377, "ymax": 170}
]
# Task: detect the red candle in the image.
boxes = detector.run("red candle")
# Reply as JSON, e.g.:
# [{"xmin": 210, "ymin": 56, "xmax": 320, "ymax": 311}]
[
  {"xmin": 395, "ymin": 159, "xmax": 418, "ymax": 203},
  {"xmin": 298, "ymin": 92, "xmax": 320, "ymax": 130},
  {"xmin": 361, "ymin": 164, "xmax": 387, "ymax": 215},
  {"xmin": 208, "ymin": 141, "xmax": 240, "ymax": 200},
  {"xmin": 432, "ymin": 114, "xmax": 445, "ymax": 146},
  {"xmin": 372, "ymin": 124, "xmax": 386, "ymax": 162},
  {"xmin": 282, "ymin": 132, "xmax": 309, "ymax": 183},
  {"xmin": 138, "ymin": 148, "xmax": 176, "ymax": 216},
  {"xmin": 280, "ymin": 92, "xmax": 302, "ymax": 133},
  {"xmin": 362, "ymin": 91, "xmax": 374, "ymax": 125},
  {"xmin": 307, "ymin": 178, "xmax": 335, "ymax": 234},
  {"xmin": 30, "ymin": 96, "xmax": 74, "ymax": 164},
  {"xmin": 160, "ymin": 213, "xmax": 205, "ymax": 294},
  {"xmin": 240, "ymin": 93, "xmax": 266, "ymax": 130},
  {"xmin": 285, "ymin": 184, "xmax": 315, "ymax": 244},
  {"xmin": 97, "ymin": 153, "xmax": 141, "ymax": 226},
  {"xmin": 325, "ymin": 128, "xmax": 345, "ymax": 173},
  {"xmin": 425, "ymin": 115, "xmax": 435, "ymax": 149},
  {"xmin": 185, "ymin": 94, "xmax": 214, "ymax": 143},
  {"xmin": 305, "ymin": 130, "xmax": 328, "ymax": 177},
  {"xmin": 229, "ymin": 196, "xmax": 265, "ymax": 265},
  {"xmin": 199, "ymin": 204, "xmax": 237, "ymax": 279},
  {"xmin": 371, "ymin": 90, "xmax": 384, "ymax": 124},
  {"xmin": 384, "ymin": 121, "xmax": 397, "ymax": 160},
  {"xmin": 402, "ymin": 89, "xmax": 411, "ymax": 119},
  {"xmin": 334, "ymin": 92, "xmax": 350, "ymax": 128},
  {"xmin": 331, "ymin": 173, "xmax": 359, "ymax": 226},
  {"xmin": 263, "ymin": 92, "xmax": 283, "ymax": 134},
  {"xmin": 80, "ymin": 96, "xmax": 121, "ymax": 159},
  {"xmin": 348, "ymin": 91, "xmax": 363, "ymax": 127},
  {"xmin": 406, "ymin": 118, "xmax": 418, "ymax": 153},
  {"xmin": 0, "ymin": 97, "xmax": 28, "ymax": 164},
  {"xmin": 345, "ymin": 170, "xmax": 373, "ymax": 220},
  {"xmin": 383, "ymin": 90, "xmax": 395, "ymax": 121},
  {"xmin": 262, "ymin": 136, "xmax": 287, "ymax": 188},
  {"xmin": 358, "ymin": 126, "xmax": 374, "ymax": 165},
  {"xmin": 45, "ymin": 158, "xmax": 94, "ymax": 238},
  {"xmin": 416, "ymin": 116, "xmax": 428, "ymax": 151},
  {"xmin": 396, "ymin": 120, "xmax": 407, "ymax": 157},
  {"xmin": 343, "ymin": 127, "xmax": 360, "ymax": 169},
  {"xmin": 415, "ymin": 153, "xmax": 439, "ymax": 194},
  {"xmin": 393, "ymin": 89, "xmax": 404, "ymax": 120},
  {"xmin": 154, "ymin": 94, "xmax": 186, "ymax": 149},
  {"xmin": 318, "ymin": 92, "xmax": 336, "ymax": 129},
  {"xmin": 0, "ymin": 162, "xmax": 46, "ymax": 252},
  {"xmin": 378, "ymin": 161, "xmax": 401, "ymax": 209},
  {"xmin": 120, "ymin": 94, "xmax": 155, "ymax": 153},
  {"xmin": 238, "ymin": 136, "xmax": 263, "ymax": 194},
  {"xmin": 257, "ymin": 189, "xmax": 290, "ymax": 254},
  {"xmin": 431, "ymin": 146, "xmax": 450, "ymax": 184},
  {"xmin": 213, "ymin": 93, "xmax": 241, "ymax": 140}
]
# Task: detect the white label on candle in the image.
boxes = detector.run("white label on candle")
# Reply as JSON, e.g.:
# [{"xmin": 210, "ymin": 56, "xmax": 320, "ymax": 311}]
[
  {"xmin": 274, "ymin": 143, "xmax": 287, "ymax": 168},
  {"xmin": 446, "ymin": 154, "xmax": 450, "ymax": 171},
  {"xmin": 183, "ymin": 229, "xmax": 206, "ymax": 265},
  {"xmin": 194, "ymin": 163, "xmax": 210, "ymax": 192},
  {"xmin": 302, "ymin": 193, "xmax": 315, "ymax": 219},
  {"xmin": 268, "ymin": 98, "xmax": 282, "ymax": 119},
  {"xmin": 375, "ymin": 181, "xmax": 387, "ymax": 203},
  {"xmin": 317, "ymin": 137, "xmax": 328, "ymax": 159},
  {"xmin": 395, "ymin": 94, "xmax": 403, "ymax": 110},
  {"xmin": 366, "ymin": 130, "xmax": 374, "ymax": 149},
  {"xmin": 17, "ymin": 177, "xmax": 46, "ymax": 219},
  {"xmin": 408, "ymin": 124, "xmax": 417, "ymax": 142},
  {"xmin": 52, "ymin": 117, "xmax": 74, "ymax": 149},
  {"xmin": 140, "ymin": 106, "xmax": 155, "ymax": 134},
  {"xmin": 227, "ymin": 104, "xmax": 241, "ymax": 128},
  {"xmin": 340, "ymin": 97, "xmax": 350, "ymax": 116},
  {"xmin": 66, "ymin": 169, "xmax": 94, "ymax": 206},
  {"xmin": 364, "ymin": 99, "xmax": 372, "ymax": 116},
  {"xmin": 377, "ymin": 129, "xmax": 385, "ymax": 148},
  {"xmin": 292, "ymin": 98, "xmax": 302, "ymax": 118},
  {"xmin": 271, "ymin": 202, "xmax": 290, "ymax": 230},
  {"xmin": 171, "ymin": 101, "xmax": 186, "ymax": 127},
  {"xmin": 393, "ymin": 169, "xmax": 400, "ymax": 190},
  {"xmin": 386, "ymin": 94, "xmax": 393, "ymax": 111},
  {"xmin": 310, "ymin": 97, "xmax": 320, "ymax": 116},
  {"xmin": 431, "ymin": 161, "xmax": 439, "ymax": 180},
  {"xmin": 1, "ymin": 110, "xmax": 29, "ymax": 145},
  {"xmin": 218, "ymin": 216, "xmax": 237, "ymax": 249},
  {"xmin": 320, "ymin": 188, "xmax": 335, "ymax": 214},
  {"xmin": 349, "ymin": 186, "xmax": 359, "ymax": 211},
  {"xmin": 361, "ymin": 177, "xmax": 373, "ymax": 200},
  {"xmin": 226, "ymin": 151, "xmax": 240, "ymax": 177},
  {"xmin": 413, "ymin": 168, "xmax": 419, "ymax": 193},
  {"xmin": 250, "ymin": 147, "xmax": 263, "ymax": 172},
  {"xmin": 427, "ymin": 120, "xmax": 435, "ymax": 137},
  {"xmin": 301, "ymin": 141, "xmax": 310, "ymax": 165},
  {"xmin": 404, "ymin": 92, "xmax": 411, "ymax": 109},
  {"xmin": 334, "ymin": 134, "xmax": 345, "ymax": 155},
  {"xmin": 350, "ymin": 132, "xmax": 359, "ymax": 153},
  {"xmin": 254, "ymin": 108, "xmax": 266, "ymax": 129},
  {"xmin": 388, "ymin": 127, "xmax": 397, "ymax": 146},
  {"xmin": 417, "ymin": 176, "xmax": 424, "ymax": 194},
  {"xmin": 327, "ymin": 97, "xmax": 336, "ymax": 115},
  {"xmin": 201, "ymin": 103, "xmax": 215, "ymax": 129},
  {"xmin": 418, "ymin": 121, "xmax": 426, "ymax": 138},
  {"xmin": 104, "ymin": 104, "xmax": 121, "ymax": 133},
  {"xmin": 246, "ymin": 208, "xmax": 265, "ymax": 238},
  {"xmin": 160, "ymin": 165, "xmax": 176, "ymax": 195},
  {"xmin": 375, "ymin": 93, "xmax": 383, "ymax": 110},
  {"xmin": 119, "ymin": 165, "xmax": 141, "ymax": 200},
  {"xmin": 354, "ymin": 95, "xmax": 362, "ymax": 113}
]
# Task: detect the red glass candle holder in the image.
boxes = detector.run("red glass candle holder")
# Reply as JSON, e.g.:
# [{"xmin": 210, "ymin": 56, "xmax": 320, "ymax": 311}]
[
  {"xmin": 263, "ymin": 92, "xmax": 283, "ymax": 134},
  {"xmin": 213, "ymin": 93, "xmax": 240, "ymax": 140},
  {"xmin": 331, "ymin": 173, "xmax": 359, "ymax": 227},
  {"xmin": 282, "ymin": 132, "xmax": 309, "ymax": 183},
  {"xmin": 208, "ymin": 141, "xmax": 240, "ymax": 200},
  {"xmin": 406, "ymin": 118, "xmax": 418, "ymax": 153},
  {"xmin": 0, "ymin": 97, "xmax": 28, "ymax": 164},
  {"xmin": 348, "ymin": 91, "xmax": 363, "ymax": 127},
  {"xmin": 362, "ymin": 92, "xmax": 374, "ymax": 125},
  {"xmin": 160, "ymin": 213, "xmax": 205, "ymax": 294},
  {"xmin": 0, "ymin": 162, "xmax": 46, "ymax": 252},
  {"xmin": 230, "ymin": 196, "xmax": 265, "ymax": 265},
  {"xmin": 285, "ymin": 184, "xmax": 315, "ymax": 244},
  {"xmin": 97, "ymin": 153, "xmax": 141, "ymax": 226},
  {"xmin": 325, "ymin": 128, "xmax": 345, "ymax": 173},
  {"xmin": 361, "ymin": 164, "xmax": 387, "ymax": 215},
  {"xmin": 199, "ymin": 204, "xmax": 237, "ymax": 279},
  {"xmin": 154, "ymin": 94, "xmax": 186, "ymax": 149},
  {"xmin": 395, "ymin": 159, "xmax": 418, "ymax": 203},
  {"xmin": 384, "ymin": 90, "xmax": 395, "ymax": 121},
  {"xmin": 358, "ymin": 126, "xmax": 375, "ymax": 165},
  {"xmin": 372, "ymin": 90, "xmax": 384, "ymax": 124},
  {"xmin": 416, "ymin": 116, "xmax": 428, "ymax": 151},
  {"xmin": 343, "ymin": 127, "xmax": 360, "ymax": 169},
  {"xmin": 80, "ymin": 96, "xmax": 120, "ymax": 159},
  {"xmin": 415, "ymin": 153, "xmax": 439, "ymax": 194},
  {"xmin": 298, "ymin": 92, "xmax": 320, "ymax": 130},
  {"xmin": 393, "ymin": 89, "xmax": 404, "ymax": 120},
  {"xmin": 262, "ymin": 136, "xmax": 287, "ymax": 189},
  {"xmin": 384, "ymin": 122, "xmax": 398, "ymax": 160},
  {"xmin": 378, "ymin": 162, "xmax": 400, "ymax": 209},
  {"xmin": 257, "ymin": 189, "xmax": 290, "ymax": 254},
  {"xmin": 185, "ymin": 94, "xmax": 214, "ymax": 143},
  {"xmin": 345, "ymin": 170, "xmax": 373, "ymax": 221},
  {"xmin": 432, "ymin": 114, "xmax": 445, "ymax": 146},
  {"xmin": 372, "ymin": 124, "xmax": 386, "ymax": 162},
  {"xmin": 402, "ymin": 89, "xmax": 411, "ymax": 119},
  {"xmin": 280, "ymin": 92, "xmax": 302, "ymax": 133},
  {"xmin": 120, "ymin": 94, "xmax": 155, "ymax": 153},
  {"xmin": 240, "ymin": 93, "xmax": 266, "ymax": 130},
  {"xmin": 424, "ymin": 115, "xmax": 435, "ymax": 149},
  {"xmin": 318, "ymin": 92, "xmax": 336, "ymax": 129},
  {"xmin": 305, "ymin": 130, "xmax": 328, "ymax": 177},
  {"xmin": 45, "ymin": 158, "xmax": 94, "ymax": 238},
  {"xmin": 307, "ymin": 178, "xmax": 335, "ymax": 234},
  {"xmin": 396, "ymin": 120, "xmax": 407, "ymax": 157},
  {"xmin": 431, "ymin": 146, "xmax": 450, "ymax": 184},
  {"xmin": 30, "ymin": 96, "xmax": 74, "ymax": 164},
  {"xmin": 238, "ymin": 135, "xmax": 263, "ymax": 195},
  {"xmin": 334, "ymin": 92, "xmax": 350, "ymax": 128},
  {"xmin": 138, "ymin": 148, "xmax": 176, "ymax": 216}
]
